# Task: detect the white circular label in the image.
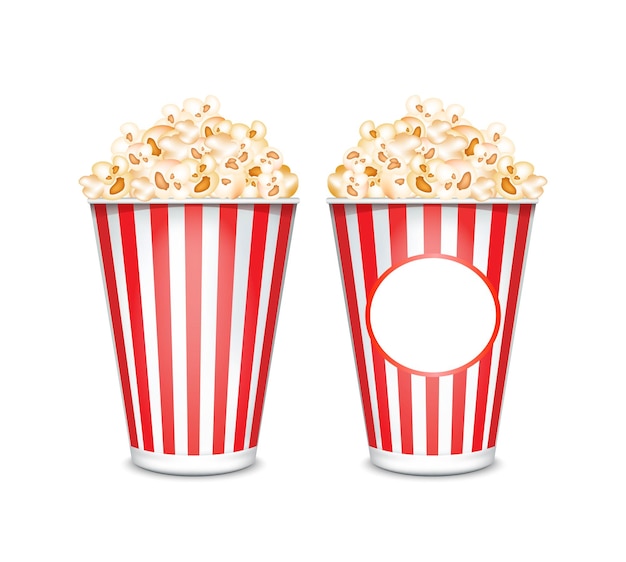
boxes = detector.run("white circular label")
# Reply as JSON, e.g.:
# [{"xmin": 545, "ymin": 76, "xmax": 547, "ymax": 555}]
[{"xmin": 366, "ymin": 256, "xmax": 500, "ymax": 375}]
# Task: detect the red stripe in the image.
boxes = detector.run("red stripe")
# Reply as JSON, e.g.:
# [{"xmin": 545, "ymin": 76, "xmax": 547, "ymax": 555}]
[
  {"xmin": 473, "ymin": 205, "xmax": 507, "ymax": 451},
  {"xmin": 451, "ymin": 205, "xmax": 476, "ymax": 454},
  {"xmin": 457, "ymin": 204, "xmax": 476, "ymax": 262},
  {"xmin": 118, "ymin": 205, "xmax": 154, "ymax": 451},
  {"xmin": 357, "ymin": 205, "xmax": 392, "ymax": 451},
  {"xmin": 185, "ymin": 205, "xmax": 203, "ymax": 455},
  {"xmin": 94, "ymin": 205, "xmax": 138, "ymax": 448},
  {"xmin": 423, "ymin": 205, "xmax": 441, "ymax": 455},
  {"xmin": 488, "ymin": 204, "xmax": 533, "ymax": 447},
  {"xmin": 388, "ymin": 205, "xmax": 413, "ymax": 454},
  {"xmin": 234, "ymin": 206, "xmax": 270, "ymax": 451},
  {"xmin": 213, "ymin": 205, "xmax": 238, "ymax": 454},
  {"xmin": 330, "ymin": 205, "xmax": 376, "ymax": 447},
  {"xmin": 423, "ymin": 204, "xmax": 441, "ymax": 254},
  {"xmin": 425, "ymin": 377, "xmax": 439, "ymax": 455},
  {"xmin": 250, "ymin": 204, "xmax": 295, "ymax": 447},
  {"xmin": 149, "ymin": 205, "xmax": 174, "ymax": 454}
]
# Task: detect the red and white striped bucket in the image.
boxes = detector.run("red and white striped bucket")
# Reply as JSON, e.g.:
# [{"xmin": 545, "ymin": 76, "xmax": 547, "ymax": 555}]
[
  {"xmin": 90, "ymin": 199, "xmax": 297, "ymax": 475},
  {"xmin": 329, "ymin": 199, "xmax": 536, "ymax": 475}
]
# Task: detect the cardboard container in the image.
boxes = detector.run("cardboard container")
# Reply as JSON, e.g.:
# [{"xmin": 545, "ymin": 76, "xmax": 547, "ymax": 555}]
[
  {"xmin": 329, "ymin": 199, "xmax": 536, "ymax": 475},
  {"xmin": 90, "ymin": 199, "xmax": 297, "ymax": 475}
]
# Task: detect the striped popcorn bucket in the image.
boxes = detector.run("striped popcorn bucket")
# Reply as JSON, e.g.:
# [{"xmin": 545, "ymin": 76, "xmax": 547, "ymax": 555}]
[
  {"xmin": 90, "ymin": 199, "xmax": 297, "ymax": 475},
  {"xmin": 329, "ymin": 199, "xmax": 536, "ymax": 475}
]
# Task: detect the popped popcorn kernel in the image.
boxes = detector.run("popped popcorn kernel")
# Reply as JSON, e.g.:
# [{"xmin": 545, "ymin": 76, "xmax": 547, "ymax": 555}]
[
  {"xmin": 81, "ymin": 96, "xmax": 298, "ymax": 200},
  {"xmin": 329, "ymin": 96, "xmax": 546, "ymax": 200}
]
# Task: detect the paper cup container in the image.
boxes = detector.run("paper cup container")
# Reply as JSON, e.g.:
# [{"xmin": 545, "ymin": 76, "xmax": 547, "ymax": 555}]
[
  {"xmin": 328, "ymin": 199, "xmax": 536, "ymax": 475},
  {"xmin": 90, "ymin": 199, "xmax": 298, "ymax": 475}
]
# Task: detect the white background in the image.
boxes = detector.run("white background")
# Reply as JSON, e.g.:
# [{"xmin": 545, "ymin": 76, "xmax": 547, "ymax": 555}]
[{"xmin": 1, "ymin": 1, "xmax": 624, "ymax": 560}]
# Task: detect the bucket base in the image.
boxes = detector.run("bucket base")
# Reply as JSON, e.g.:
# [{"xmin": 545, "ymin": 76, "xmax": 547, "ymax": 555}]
[
  {"xmin": 130, "ymin": 447, "xmax": 257, "ymax": 476},
  {"xmin": 369, "ymin": 447, "xmax": 495, "ymax": 476}
]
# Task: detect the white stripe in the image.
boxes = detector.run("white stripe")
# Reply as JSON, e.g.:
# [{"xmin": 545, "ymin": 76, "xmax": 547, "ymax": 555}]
[
  {"xmin": 473, "ymin": 205, "xmax": 492, "ymax": 276},
  {"xmin": 483, "ymin": 205, "xmax": 519, "ymax": 448},
  {"xmin": 345, "ymin": 205, "xmax": 382, "ymax": 448},
  {"xmin": 438, "ymin": 374, "xmax": 454, "ymax": 455},
  {"xmin": 244, "ymin": 206, "xmax": 280, "ymax": 448},
  {"xmin": 440, "ymin": 205, "xmax": 458, "ymax": 256},
  {"xmin": 107, "ymin": 205, "xmax": 143, "ymax": 450},
  {"xmin": 223, "ymin": 205, "xmax": 254, "ymax": 453},
  {"xmin": 406, "ymin": 205, "xmax": 424, "ymax": 257},
  {"xmin": 134, "ymin": 205, "xmax": 162, "ymax": 454},
  {"xmin": 463, "ymin": 363, "xmax": 479, "ymax": 453},
  {"xmin": 199, "ymin": 205, "xmax": 220, "ymax": 454},
  {"xmin": 168, "ymin": 205, "xmax": 187, "ymax": 455},
  {"xmin": 412, "ymin": 374, "xmax": 427, "ymax": 455}
]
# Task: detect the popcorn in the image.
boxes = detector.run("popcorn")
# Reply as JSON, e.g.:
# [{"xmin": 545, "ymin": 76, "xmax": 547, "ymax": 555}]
[
  {"xmin": 81, "ymin": 96, "xmax": 298, "ymax": 200},
  {"xmin": 79, "ymin": 156, "xmax": 132, "ymax": 200},
  {"xmin": 329, "ymin": 96, "xmax": 546, "ymax": 200}
]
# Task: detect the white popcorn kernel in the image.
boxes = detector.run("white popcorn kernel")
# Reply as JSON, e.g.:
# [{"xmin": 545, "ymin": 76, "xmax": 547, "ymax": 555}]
[
  {"xmin": 386, "ymin": 133, "xmax": 421, "ymax": 162},
  {"xmin": 213, "ymin": 119, "xmax": 232, "ymax": 135},
  {"xmin": 189, "ymin": 172, "xmax": 219, "ymax": 198},
  {"xmin": 253, "ymin": 147, "xmax": 283, "ymax": 173},
  {"xmin": 406, "ymin": 170, "xmax": 439, "ymax": 198},
  {"xmin": 91, "ymin": 156, "xmax": 130, "ymax": 197},
  {"xmin": 425, "ymin": 119, "xmax": 451, "ymax": 144},
  {"xmin": 241, "ymin": 182, "xmax": 260, "ymax": 198},
  {"xmin": 415, "ymin": 138, "xmax": 439, "ymax": 161},
  {"xmin": 231, "ymin": 121, "xmax": 268, "ymax": 163},
  {"xmin": 367, "ymin": 182, "xmax": 385, "ymax": 198},
  {"xmin": 248, "ymin": 120, "xmax": 267, "ymax": 140},
  {"xmin": 449, "ymin": 125, "xmax": 485, "ymax": 157},
  {"xmin": 200, "ymin": 116, "xmax": 226, "ymax": 138},
  {"xmin": 446, "ymin": 103, "xmax": 465, "ymax": 124},
  {"xmin": 183, "ymin": 97, "xmax": 219, "ymax": 123},
  {"xmin": 130, "ymin": 176, "xmax": 156, "ymax": 201},
  {"xmin": 343, "ymin": 147, "xmax": 375, "ymax": 174},
  {"xmin": 521, "ymin": 175, "xmax": 546, "ymax": 199},
  {"xmin": 406, "ymin": 97, "xmax": 443, "ymax": 122},
  {"xmin": 327, "ymin": 167, "xmax": 369, "ymax": 199},
  {"xmin": 203, "ymin": 132, "xmax": 240, "ymax": 161},
  {"xmin": 471, "ymin": 176, "xmax": 497, "ymax": 201},
  {"xmin": 484, "ymin": 122, "xmax": 515, "ymax": 156},
  {"xmin": 405, "ymin": 95, "xmax": 424, "ymax": 117},
  {"xmin": 141, "ymin": 125, "xmax": 176, "ymax": 158},
  {"xmin": 398, "ymin": 116, "xmax": 426, "ymax": 137},
  {"xmin": 79, "ymin": 175, "xmax": 105, "ymax": 199},
  {"xmin": 257, "ymin": 171, "xmax": 285, "ymax": 200},
  {"xmin": 210, "ymin": 171, "xmax": 246, "ymax": 199},
  {"xmin": 126, "ymin": 142, "xmax": 156, "ymax": 170},
  {"xmin": 158, "ymin": 103, "xmax": 191, "ymax": 125},
  {"xmin": 111, "ymin": 122, "xmax": 143, "ymax": 155},
  {"xmin": 379, "ymin": 168, "xmax": 415, "ymax": 199},
  {"xmin": 434, "ymin": 135, "xmax": 468, "ymax": 161},
  {"xmin": 148, "ymin": 159, "xmax": 180, "ymax": 199},
  {"xmin": 174, "ymin": 119, "xmax": 200, "ymax": 144},
  {"xmin": 158, "ymin": 135, "xmax": 193, "ymax": 162},
  {"xmin": 470, "ymin": 142, "xmax": 500, "ymax": 171},
  {"xmin": 439, "ymin": 159, "xmax": 475, "ymax": 199},
  {"xmin": 495, "ymin": 156, "xmax": 535, "ymax": 200}
]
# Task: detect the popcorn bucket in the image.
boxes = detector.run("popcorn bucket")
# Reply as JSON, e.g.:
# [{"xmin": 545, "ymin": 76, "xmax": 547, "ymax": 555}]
[
  {"xmin": 328, "ymin": 199, "xmax": 536, "ymax": 475},
  {"xmin": 90, "ymin": 199, "xmax": 297, "ymax": 475}
]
